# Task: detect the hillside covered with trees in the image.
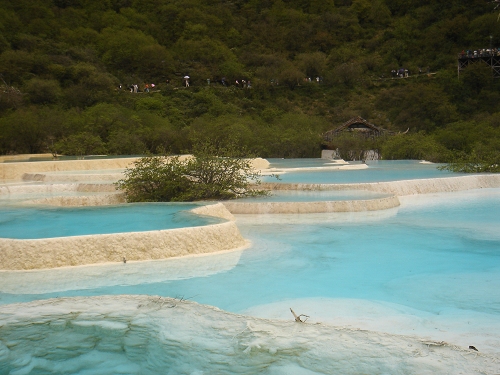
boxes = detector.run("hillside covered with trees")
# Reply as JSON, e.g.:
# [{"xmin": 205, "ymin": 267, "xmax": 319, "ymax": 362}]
[{"xmin": 0, "ymin": 0, "xmax": 499, "ymax": 161}]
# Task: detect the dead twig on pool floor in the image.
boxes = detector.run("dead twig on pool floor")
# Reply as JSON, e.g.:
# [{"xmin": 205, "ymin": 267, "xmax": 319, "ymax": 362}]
[{"xmin": 290, "ymin": 308, "xmax": 309, "ymax": 323}]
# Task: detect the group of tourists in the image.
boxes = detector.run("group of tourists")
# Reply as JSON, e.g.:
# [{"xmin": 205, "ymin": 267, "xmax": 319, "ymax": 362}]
[
  {"xmin": 121, "ymin": 76, "xmax": 255, "ymax": 92},
  {"xmin": 304, "ymin": 77, "xmax": 323, "ymax": 83},
  {"xmin": 459, "ymin": 48, "xmax": 500, "ymax": 58},
  {"xmin": 119, "ymin": 83, "xmax": 157, "ymax": 93},
  {"xmin": 216, "ymin": 77, "xmax": 252, "ymax": 88},
  {"xmin": 182, "ymin": 76, "xmax": 254, "ymax": 88},
  {"xmin": 391, "ymin": 68, "xmax": 410, "ymax": 78},
  {"xmin": 389, "ymin": 66, "xmax": 430, "ymax": 79}
]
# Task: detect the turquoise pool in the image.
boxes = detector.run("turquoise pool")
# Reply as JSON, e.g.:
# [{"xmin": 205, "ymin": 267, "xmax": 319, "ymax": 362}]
[
  {"xmin": 0, "ymin": 203, "xmax": 220, "ymax": 239},
  {"xmin": 236, "ymin": 189, "xmax": 390, "ymax": 202},
  {"xmin": 264, "ymin": 159, "xmax": 462, "ymax": 183},
  {"xmin": 0, "ymin": 160, "xmax": 498, "ymax": 374}
]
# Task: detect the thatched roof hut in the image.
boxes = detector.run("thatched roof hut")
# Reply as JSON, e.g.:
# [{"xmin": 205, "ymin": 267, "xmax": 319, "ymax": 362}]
[{"xmin": 323, "ymin": 116, "xmax": 389, "ymax": 142}]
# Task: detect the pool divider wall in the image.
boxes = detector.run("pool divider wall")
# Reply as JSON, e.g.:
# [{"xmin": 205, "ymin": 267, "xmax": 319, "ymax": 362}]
[
  {"xmin": 1, "ymin": 183, "xmax": 121, "ymax": 203},
  {"xmin": 0, "ymin": 183, "xmax": 125, "ymax": 206},
  {"xmin": 0, "ymin": 158, "xmax": 140, "ymax": 181},
  {"xmin": 24, "ymin": 193, "xmax": 126, "ymax": 207},
  {"xmin": 0, "ymin": 203, "xmax": 246, "ymax": 271},
  {"xmin": 259, "ymin": 175, "xmax": 500, "ymax": 196},
  {"xmin": 223, "ymin": 196, "xmax": 400, "ymax": 214},
  {"xmin": 0, "ymin": 156, "xmax": 269, "ymax": 181},
  {"xmin": 191, "ymin": 202, "xmax": 236, "ymax": 221},
  {"xmin": 22, "ymin": 172, "xmax": 124, "ymax": 183},
  {"xmin": 0, "ymin": 183, "xmax": 83, "ymax": 195},
  {"xmin": 0, "ymin": 153, "xmax": 54, "ymax": 162}
]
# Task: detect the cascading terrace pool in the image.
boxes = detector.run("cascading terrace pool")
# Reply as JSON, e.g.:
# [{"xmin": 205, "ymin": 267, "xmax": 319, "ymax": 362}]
[
  {"xmin": 0, "ymin": 160, "xmax": 499, "ymax": 375},
  {"xmin": 0, "ymin": 203, "xmax": 221, "ymax": 239},
  {"xmin": 263, "ymin": 158, "xmax": 463, "ymax": 183}
]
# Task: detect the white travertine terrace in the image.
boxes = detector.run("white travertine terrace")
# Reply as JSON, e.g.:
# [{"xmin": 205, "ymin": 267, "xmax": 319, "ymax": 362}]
[
  {"xmin": 0, "ymin": 247, "xmax": 244, "ymax": 294},
  {"xmin": 0, "ymin": 182, "xmax": 118, "ymax": 195},
  {"xmin": 191, "ymin": 202, "xmax": 236, "ymax": 221},
  {"xmin": 22, "ymin": 172, "xmax": 125, "ymax": 183},
  {"xmin": 23, "ymin": 193, "xmax": 126, "ymax": 207},
  {"xmin": 260, "ymin": 174, "xmax": 500, "ymax": 196},
  {"xmin": 0, "ymin": 217, "xmax": 247, "ymax": 270},
  {"xmin": 250, "ymin": 157, "xmax": 270, "ymax": 170},
  {"xmin": 2, "ymin": 157, "xmax": 500, "ymax": 270},
  {"xmin": 0, "ymin": 153, "xmax": 54, "ymax": 162},
  {"xmin": 0, "ymin": 182, "xmax": 125, "ymax": 206},
  {"xmin": 0, "ymin": 157, "xmax": 140, "ymax": 180},
  {"xmin": 0, "ymin": 157, "xmax": 264, "ymax": 270},
  {"xmin": 1, "ymin": 158, "xmax": 500, "ymax": 373},
  {"xmin": 0, "ymin": 295, "xmax": 498, "ymax": 374},
  {"xmin": 223, "ymin": 196, "xmax": 400, "ymax": 214},
  {"xmin": 0, "ymin": 155, "xmax": 269, "ymax": 181}
]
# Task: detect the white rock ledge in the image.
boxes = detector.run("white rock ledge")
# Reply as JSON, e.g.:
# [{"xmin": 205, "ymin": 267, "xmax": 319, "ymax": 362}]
[
  {"xmin": 0, "ymin": 157, "xmax": 140, "ymax": 180},
  {"xmin": 260, "ymin": 174, "xmax": 500, "ymax": 196},
  {"xmin": 0, "ymin": 295, "xmax": 497, "ymax": 374},
  {"xmin": 0, "ymin": 156, "xmax": 268, "ymax": 181},
  {"xmin": 23, "ymin": 192, "xmax": 126, "ymax": 207},
  {"xmin": 0, "ymin": 203, "xmax": 247, "ymax": 271},
  {"xmin": 223, "ymin": 196, "xmax": 400, "ymax": 214}
]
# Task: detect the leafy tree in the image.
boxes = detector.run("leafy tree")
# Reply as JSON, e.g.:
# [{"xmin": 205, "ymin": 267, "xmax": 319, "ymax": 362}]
[
  {"xmin": 0, "ymin": 50, "xmax": 35, "ymax": 84},
  {"xmin": 295, "ymin": 52, "xmax": 327, "ymax": 79},
  {"xmin": 439, "ymin": 143, "xmax": 500, "ymax": 173},
  {"xmin": 59, "ymin": 27, "xmax": 100, "ymax": 48},
  {"xmin": 98, "ymin": 27, "xmax": 162, "ymax": 74},
  {"xmin": 135, "ymin": 96, "xmax": 167, "ymax": 116},
  {"xmin": 381, "ymin": 132, "xmax": 450, "ymax": 162},
  {"xmin": 187, "ymin": 114, "xmax": 256, "ymax": 152},
  {"xmin": 116, "ymin": 140, "xmax": 269, "ymax": 202},
  {"xmin": 376, "ymin": 83, "xmax": 458, "ymax": 132},
  {"xmin": 107, "ymin": 130, "xmax": 147, "ymax": 155},
  {"xmin": 331, "ymin": 62, "xmax": 364, "ymax": 88},
  {"xmin": 278, "ymin": 64, "xmax": 304, "ymax": 89},
  {"xmin": 329, "ymin": 132, "xmax": 384, "ymax": 161},
  {"xmin": 23, "ymin": 78, "xmax": 62, "ymax": 104},
  {"xmin": 0, "ymin": 107, "xmax": 74, "ymax": 154},
  {"xmin": 257, "ymin": 113, "xmax": 326, "ymax": 158},
  {"xmin": 55, "ymin": 132, "xmax": 107, "ymax": 157},
  {"xmin": 0, "ymin": 83, "xmax": 23, "ymax": 112},
  {"xmin": 180, "ymin": 141, "xmax": 267, "ymax": 200},
  {"xmin": 116, "ymin": 155, "xmax": 190, "ymax": 202}
]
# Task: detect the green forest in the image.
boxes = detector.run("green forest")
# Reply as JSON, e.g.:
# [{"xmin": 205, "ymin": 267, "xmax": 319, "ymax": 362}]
[{"xmin": 0, "ymin": 0, "xmax": 499, "ymax": 162}]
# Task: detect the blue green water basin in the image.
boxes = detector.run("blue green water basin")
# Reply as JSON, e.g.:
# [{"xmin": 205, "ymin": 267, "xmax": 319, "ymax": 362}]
[
  {"xmin": 0, "ymin": 203, "xmax": 221, "ymax": 239},
  {"xmin": 239, "ymin": 189, "xmax": 390, "ymax": 202},
  {"xmin": 264, "ymin": 159, "xmax": 463, "ymax": 184}
]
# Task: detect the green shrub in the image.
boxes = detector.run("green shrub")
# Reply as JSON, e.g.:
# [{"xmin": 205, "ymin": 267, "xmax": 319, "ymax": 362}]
[
  {"xmin": 381, "ymin": 132, "xmax": 450, "ymax": 162},
  {"xmin": 439, "ymin": 144, "xmax": 500, "ymax": 173},
  {"xmin": 116, "ymin": 141, "xmax": 271, "ymax": 202},
  {"xmin": 55, "ymin": 132, "xmax": 107, "ymax": 157}
]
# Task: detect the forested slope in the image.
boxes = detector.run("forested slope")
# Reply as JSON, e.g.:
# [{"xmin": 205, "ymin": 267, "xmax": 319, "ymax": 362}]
[{"xmin": 0, "ymin": 0, "xmax": 499, "ymax": 160}]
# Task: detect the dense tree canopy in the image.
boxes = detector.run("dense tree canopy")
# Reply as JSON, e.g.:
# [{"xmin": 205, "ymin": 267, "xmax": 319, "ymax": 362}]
[{"xmin": 0, "ymin": 0, "xmax": 499, "ymax": 162}]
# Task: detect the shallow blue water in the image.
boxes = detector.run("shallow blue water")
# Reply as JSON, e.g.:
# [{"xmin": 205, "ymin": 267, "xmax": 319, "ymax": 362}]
[
  {"xmin": 0, "ymin": 161, "xmax": 499, "ymax": 374},
  {"xmin": 264, "ymin": 159, "xmax": 462, "ymax": 183},
  {"xmin": 2, "ymin": 189, "xmax": 499, "ymax": 319},
  {"xmin": 237, "ymin": 189, "xmax": 390, "ymax": 202},
  {"xmin": 0, "ymin": 203, "xmax": 220, "ymax": 239},
  {"xmin": 104, "ymin": 190, "xmax": 500, "ymax": 315}
]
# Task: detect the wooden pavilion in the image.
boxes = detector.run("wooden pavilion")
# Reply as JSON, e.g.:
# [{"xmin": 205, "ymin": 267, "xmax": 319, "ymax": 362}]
[{"xmin": 322, "ymin": 116, "xmax": 389, "ymax": 143}]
